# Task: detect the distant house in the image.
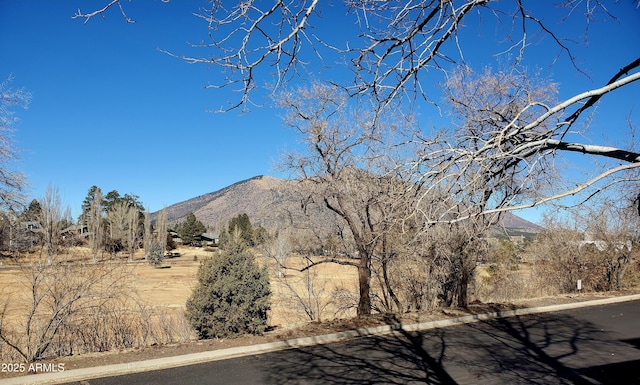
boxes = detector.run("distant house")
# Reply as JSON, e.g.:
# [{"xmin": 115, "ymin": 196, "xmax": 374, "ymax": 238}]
[
  {"xmin": 168, "ymin": 230, "xmax": 182, "ymax": 244},
  {"xmin": 155, "ymin": 230, "xmax": 218, "ymax": 247},
  {"xmin": 197, "ymin": 233, "xmax": 219, "ymax": 246},
  {"xmin": 19, "ymin": 221, "xmax": 41, "ymax": 247},
  {"xmin": 22, "ymin": 221, "xmax": 40, "ymax": 232},
  {"xmin": 508, "ymin": 235, "xmax": 526, "ymax": 244},
  {"xmin": 61, "ymin": 224, "xmax": 89, "ymax": 239}
]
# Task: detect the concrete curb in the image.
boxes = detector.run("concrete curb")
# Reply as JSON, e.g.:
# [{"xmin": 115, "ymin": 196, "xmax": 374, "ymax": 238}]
[{"xmin": 5, "ymin": 293, "xmax": 640, "ymax": 385}]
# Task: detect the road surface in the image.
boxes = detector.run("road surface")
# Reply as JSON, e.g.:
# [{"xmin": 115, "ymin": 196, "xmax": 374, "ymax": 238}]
[{"xmin": 67, "ymin": 300, "xmax": 640, "ymax": 384}]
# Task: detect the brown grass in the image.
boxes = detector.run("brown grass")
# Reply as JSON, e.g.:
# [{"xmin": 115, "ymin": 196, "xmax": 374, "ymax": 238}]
[{"xmin": 0, "ymin": 246, "xmax": 359, "ymax": 331}]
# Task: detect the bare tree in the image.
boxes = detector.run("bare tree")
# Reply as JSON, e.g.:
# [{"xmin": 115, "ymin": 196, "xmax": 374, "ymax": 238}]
[
  {"xmin": 264, "ymin": 231, "xmax": 291, "ymax": 279},
  {"xmin": 87, "ymin": 189, "xmax": 103, "ymax": 263},
  {"xmin": 282, "ymin": 256, "xmax": 332, "ymax": 322},
  {"xmin": 106, "ymin": 200, "xmax": 141, "ymax": 259},
  {"xmin": 266, "ymin": 232, "xmax": 353, "ymax": 321},
  {"xmin": 38, "ymin": 184, "xmax": 63, "ymax": 264},
  {"xmin": 156, "ymin": 207, "xmax": 167, "ymax": 254},
  {"xmin": 416, "ymin": 64, "xmax": 640, "ymax": 224},
  {"xmin": 126, "ymin": 205, "xmax": 139, "ymax": 261},
  {"xmin": 74, "ymin": 0, "xmax": 640, "ymax": 213},
  {"xmin": 74, "ymin": 2, "xmax": 638, "ymax": 111},
  {"xmin": 277, "ymin": 82, "xmax": 427, "ymax": 316},
  {"xmin": 74, "ymin": 2, "xmax": 639, "ymax": 207},
  {"xmin": 143, "ymin": 210, "xmax": 151, "ymax": 252},
  {"xmin": 0, "ymin": 76, "xmax": 29, "ymax": 210},
  {"xmin": 106, "ymin": 200, "xmax": 127, "ymax": 256}
]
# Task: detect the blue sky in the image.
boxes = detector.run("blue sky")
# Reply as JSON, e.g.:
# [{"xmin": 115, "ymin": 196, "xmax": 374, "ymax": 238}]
[
  {"xmin": 1, "ymin": 1, "xmax": 293, "ymax": 217},
  {"xmin": 1, "ymin": 1, "xmax": 638, "ymax": 223}
]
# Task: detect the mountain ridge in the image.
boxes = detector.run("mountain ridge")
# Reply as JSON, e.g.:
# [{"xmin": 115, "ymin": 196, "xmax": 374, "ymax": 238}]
[{"xmin": 156, "ymin": 175, "xmax": 542, "ymax": 234}]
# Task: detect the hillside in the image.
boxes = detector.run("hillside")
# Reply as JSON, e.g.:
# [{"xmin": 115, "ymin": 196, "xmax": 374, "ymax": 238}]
[
  {"xmin": 159, "ymin": 176, "xmax": 290, "ymax": 230},
  {"xmin": 157, "ymin": 175, "xmax": 542, "ymax": 234}
]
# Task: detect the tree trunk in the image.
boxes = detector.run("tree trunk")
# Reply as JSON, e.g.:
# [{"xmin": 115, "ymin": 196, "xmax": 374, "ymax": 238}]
[
  {"xmin": 382, "ymin": 258, "xmax": 402, "ymax": 312},
  {"xmin": 615, "ymin": 254, "xmax": 631, "ymax": 290},
  {"xmin": 456, "ymin": 260, "xmax": 470, "ymax": 308},
  {"xmin": 356, "ymin": 254, "xmax": 372, "ymax": 317}
]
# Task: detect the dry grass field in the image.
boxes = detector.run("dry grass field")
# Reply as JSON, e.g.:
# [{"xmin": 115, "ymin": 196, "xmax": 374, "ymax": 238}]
[
  {"xmin": 0, "ymin": 245, "xmax": 359, "ymax": 330},
  {"xmin": 125, "ymin": 247, "xmax": 360, "ymax": 326}
]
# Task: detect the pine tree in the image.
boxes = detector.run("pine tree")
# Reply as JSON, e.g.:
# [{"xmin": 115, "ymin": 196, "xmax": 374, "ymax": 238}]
[
  {"xmin": 179, "ymin": 212, "xmax": 206, "ymax": 246},
  {"xmin": 225, "ymin": 213, "xmax": 255, "ymax": 247}
]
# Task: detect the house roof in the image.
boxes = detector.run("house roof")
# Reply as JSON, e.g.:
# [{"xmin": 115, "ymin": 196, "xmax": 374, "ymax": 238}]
[{"xmin": 200, "ymin": 233, "xmax": 219, "ymax": 240}]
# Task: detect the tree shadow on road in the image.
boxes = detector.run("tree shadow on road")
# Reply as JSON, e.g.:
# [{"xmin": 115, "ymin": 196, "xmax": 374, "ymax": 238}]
[
  {"xmin": 262, "ymin": 309, "xmax": 640, "ymax": 384},
  {"xmin": 263, "ymin": 322, "xmax": 456, "ymax": 384},
  {"xmin": 466, "ymin": 309, "xmax": 640, "ymax": 384}
]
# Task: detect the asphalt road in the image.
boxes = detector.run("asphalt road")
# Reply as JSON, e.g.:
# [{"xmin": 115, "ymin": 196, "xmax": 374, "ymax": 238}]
[{"xmin": 67, "ymin": 300, "xmax": 640, "ymax": 385}]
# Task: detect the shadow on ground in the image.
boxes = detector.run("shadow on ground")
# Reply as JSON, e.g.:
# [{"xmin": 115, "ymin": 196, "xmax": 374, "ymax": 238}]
[{"xmin": 260, "ymin": 307, "xmax": 640, "ymax": 384}]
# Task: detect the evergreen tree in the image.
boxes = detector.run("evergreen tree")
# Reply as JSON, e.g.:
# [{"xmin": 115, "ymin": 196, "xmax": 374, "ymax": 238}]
[
  {"xmin": 103, "ymin": 190, "xmax": 122, "ymax": 213},
  {"xmin": 22, "ymin": 199, "xmax": 42, "ymax": 222},
  {"xmin": 80, "ymin": 185, "xmax": 102, "ymax": 223},
  {"xmin": 185, "ymin": 247, "xmax": 271, "ymax": 339},
  {"xmin": 253, "ymin": 226, "xmax": 269, "ymax": 246},
  {"xmin": 179, "ymin": 212, "xmax": 206, "ymax": 246},
  {"xmin": 226, "ymin": 213, "xmax": 254, "ymax": 246},
  {"xmin": 145, "ymin": 240, "xmax": 164, "ymax": 267}
]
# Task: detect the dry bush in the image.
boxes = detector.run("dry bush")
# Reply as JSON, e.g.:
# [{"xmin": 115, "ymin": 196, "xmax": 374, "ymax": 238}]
[
  {"xmin": 472, "ymin": 240, "xmax": 526, "ymax": 303},
  {"xmin": 380, "ymin": 253, "xmax": 437, "ymax": 313},
  {"xmin": 271, "ymin": 254, "xmax": 356, "ymax": 323},
  {"xmin": 49, "ymin": 303, "xmax": 194, "ymax": 359},
  {"xmin": 474, "ymin": 265, "xmax": 525, "ymax": 303},
  {"xmin": 525, "ymin": 227, "xmax": 637, "ymax": 296},
  {"xmin": 623, "ymin": 259, "xmax": 640, "ymax": 288},
  {"xmin": 0, "ymin": 260, "xmax": 131, "ymax": 362},
  {"xmin": 278, "ymin": 264, "xmax": 330, "ymax": 322},
  {"xmin": 0, "ymin": 257, "xmax": 195, "ymax": 362}
]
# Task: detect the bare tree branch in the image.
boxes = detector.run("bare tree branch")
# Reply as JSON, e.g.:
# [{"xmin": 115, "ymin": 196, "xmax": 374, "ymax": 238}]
[
  {"xmin": 75, "ymin": 1, "xmax": 626, "ymax": 111},
  {"xmin": 73, "ymin": 0, "xmax": 135, "ymax": 24},
  {"xmin": 543, "ymin": 140, "xmax": 640, "ymax": 163}
]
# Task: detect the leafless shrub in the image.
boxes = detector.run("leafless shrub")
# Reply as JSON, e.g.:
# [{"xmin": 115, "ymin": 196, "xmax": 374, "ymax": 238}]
[
  {"xmin": 474, "ymin": 266, "xmax": 525, "ymax": 303},
  {"xmin": 0, "ymin": 259, "xmax": 131, "ymax": 362},
  {"xmin": 0, "ymin": 257, "xmax": 195, "ymax": 362},
  {"xmin": 473, "ymin": 240, "xmax": 526, "ymax": 303},
  {"xmin": 327, "ymin": 286, "xmax": 358, "ymax": 320},
  {"xmin": 273, "ymin": 254, "xmax": 332, "ymax": 323},
  {"xmin": 624, "ymin": 260, "xmax": 640, "ymax": 288},
  {"xmin": 380, "ymin": 253, "xmax": 435, "ymax": 313},
  {"xmin": 527, "ymin": 232, "xmax": 633, "ymax": 296}
]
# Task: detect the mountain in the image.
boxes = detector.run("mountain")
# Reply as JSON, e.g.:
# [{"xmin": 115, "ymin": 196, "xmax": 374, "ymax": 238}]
[
  {"xmin": 157, "ymin": 175, "xmax": 542, "ymax": 234},
  {"xmin": 159, "ymin": 175, "xmax": 291, "ymax": 230},
  {"xmin": 496, "ymin": 211, "xmax": 543, "ymax": 232}
]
